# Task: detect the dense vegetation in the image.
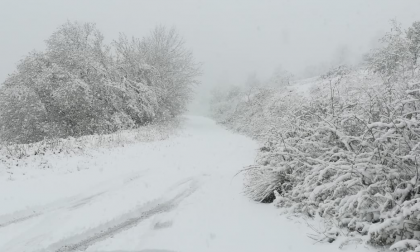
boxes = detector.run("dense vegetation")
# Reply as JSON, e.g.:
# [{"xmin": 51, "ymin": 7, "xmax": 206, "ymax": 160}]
[
  {"xmin": 0, "ymin": 22, "xmax": 200, "ymax": 144},
  {"xmin": 211, "ymin": 20, "xmax": 420, "ymax": 251}
]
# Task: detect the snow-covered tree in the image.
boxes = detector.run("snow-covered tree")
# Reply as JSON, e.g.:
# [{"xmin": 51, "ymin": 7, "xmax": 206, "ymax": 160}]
[
  {"xmin": 407, "ymin": 21, "xmax": 420, "ymax": 70},
  {"xmin": 0, "ymin": 21, "xmax": 200, "ymax": 144},
  {"xmin": 136, "ymin": 26, "xmax": 201, "ymax": 119},
  {"xmin": 365, "ymin": 20, "xmax": 420, "ymax": 82}
]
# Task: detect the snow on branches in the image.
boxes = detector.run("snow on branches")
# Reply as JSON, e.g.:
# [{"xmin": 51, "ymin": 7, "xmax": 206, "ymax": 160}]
[
  {"xmin": 0, "ymin": 21, "xmax": 200, "ymax": 144},
  {"xmin": 210, "ymin": 20, "xmax": 420, "ymax": 252}
]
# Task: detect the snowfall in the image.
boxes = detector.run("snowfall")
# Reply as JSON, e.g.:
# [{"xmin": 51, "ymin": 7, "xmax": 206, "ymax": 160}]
[{"xmin": 0, "ymin": 116, "xmax": 374, "ymax": 252}]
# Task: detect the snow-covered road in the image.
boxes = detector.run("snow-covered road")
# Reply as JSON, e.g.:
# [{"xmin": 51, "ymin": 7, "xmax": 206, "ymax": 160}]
[{"xmin": 0, "ymin": 116, "xmax": 371, "ymax": 252}]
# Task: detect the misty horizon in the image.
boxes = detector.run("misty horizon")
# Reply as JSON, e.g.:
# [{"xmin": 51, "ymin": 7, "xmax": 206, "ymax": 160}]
[
  {"xmin": 1, "ymin": 1, "xmax": 420, "ymax": 114},
  {"xmin": 2, "ymin": 2, "xmax": 420, "ymax": 252}
]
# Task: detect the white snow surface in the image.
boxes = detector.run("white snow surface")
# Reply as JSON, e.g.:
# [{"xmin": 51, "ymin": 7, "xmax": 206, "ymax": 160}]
[{"xmin": 0, "ymin": 116, "xmax": 372, "ymax": 252}]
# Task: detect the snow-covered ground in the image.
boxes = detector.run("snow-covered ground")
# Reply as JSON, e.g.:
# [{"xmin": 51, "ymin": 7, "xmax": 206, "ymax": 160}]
[{"xmin": 0, "ymin": 116, "xmax": 372, "ymax": 252}]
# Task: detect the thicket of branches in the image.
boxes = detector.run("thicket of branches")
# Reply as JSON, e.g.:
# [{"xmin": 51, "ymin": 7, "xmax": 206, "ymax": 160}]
[
  {"xmin": 211, "ymin": 20, "xmax": 420, "ymax": 251},
  {"xmin": 0, "ymin": 21, "xmax": 200, "ymax": 144}
]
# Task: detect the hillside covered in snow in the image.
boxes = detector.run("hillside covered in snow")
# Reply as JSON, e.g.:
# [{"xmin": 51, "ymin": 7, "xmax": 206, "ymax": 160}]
[{"xmin": 210, "ymin": 20, "xmax": 420, "ymax": 252}]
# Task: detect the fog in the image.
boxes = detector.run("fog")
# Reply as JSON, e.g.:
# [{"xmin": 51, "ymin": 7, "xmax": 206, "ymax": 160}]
[{"xmin": 1, "ymin": 0, "xmax": 420, "ymax": 114}]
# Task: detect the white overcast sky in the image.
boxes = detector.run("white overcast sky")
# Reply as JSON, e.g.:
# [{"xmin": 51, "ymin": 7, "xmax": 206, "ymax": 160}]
[{"xmin": 1, "ymin": 0, "xmax": 420, "ymax": 114}]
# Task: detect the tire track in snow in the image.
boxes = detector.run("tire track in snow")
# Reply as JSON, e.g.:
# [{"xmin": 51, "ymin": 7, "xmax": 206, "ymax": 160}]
[
  {"xmin": 0, "ymin": 212, "xmax": 43, "ymax": 228},
  {"xmin": 0, "ymin": 171, "xmax": 147, "ymax": 228},
  {"xmin": 42, "ymin": 178, "xmax": 199, "ymax": 252}
]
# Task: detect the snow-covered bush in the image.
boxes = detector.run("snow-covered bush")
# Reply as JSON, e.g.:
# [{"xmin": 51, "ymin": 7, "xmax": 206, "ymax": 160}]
[
  {"xmin": 210, "ymin": 20, "xmax": 420, "ymax": 251},
  {"xmin": 0, "ymin": 22, "xmax": 200, "ymax": 144}
]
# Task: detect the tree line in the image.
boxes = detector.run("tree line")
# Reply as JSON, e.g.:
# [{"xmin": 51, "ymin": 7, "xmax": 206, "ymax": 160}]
[{"xmin": 0, "ymin": 21, "xmax": 200, "ymax": 144}]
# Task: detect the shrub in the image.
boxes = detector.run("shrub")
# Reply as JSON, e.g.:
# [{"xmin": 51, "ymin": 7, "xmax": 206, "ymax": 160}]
[{"xmin": 210, "ymin": 19, "xmax": 420, "ymax": 251}]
